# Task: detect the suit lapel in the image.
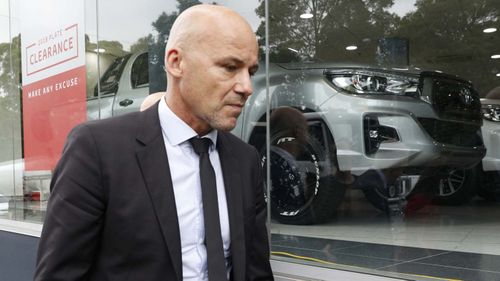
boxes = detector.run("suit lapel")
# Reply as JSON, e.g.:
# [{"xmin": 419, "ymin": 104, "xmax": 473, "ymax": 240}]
[
  {"xmin": 218, "ymin": 133, "xmax": 246, "ymax": 281},
  {"xmin": 134, "ymin": 105, "xmax": 248, "ymax": 281},
  {"xmin": 135, "ymin": 103, "xmax": 182, "ymax": 281}
]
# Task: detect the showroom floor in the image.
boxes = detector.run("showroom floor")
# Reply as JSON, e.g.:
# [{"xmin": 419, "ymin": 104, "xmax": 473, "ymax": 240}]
[{"xmin": 270, "ymin": 189, "xmax": 500, "ymax": 281}]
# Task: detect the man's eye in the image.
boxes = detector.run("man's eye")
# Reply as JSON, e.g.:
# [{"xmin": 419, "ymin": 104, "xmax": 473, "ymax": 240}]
[{"xmin": 224, "ymin": 65, "xmax": 238, "ymax": 72}]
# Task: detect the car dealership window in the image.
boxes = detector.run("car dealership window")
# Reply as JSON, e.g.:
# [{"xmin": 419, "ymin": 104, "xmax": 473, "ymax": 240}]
[
  {"xmin": 1, "ymin": 0, "xmax": 500, "ymax": 280},
  {"xmin": 264, "ymin": 0, "xmax": 500, "ymax": 280},
  {"xmin": 0, "ymin": 0, "xmax": 23, "ymax": 221}
]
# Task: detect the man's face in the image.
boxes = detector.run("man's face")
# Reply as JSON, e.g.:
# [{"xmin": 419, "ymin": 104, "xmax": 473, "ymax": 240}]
[{"xmin": 178, "ymin": 27, "xmax": 259, "ymax": 133}]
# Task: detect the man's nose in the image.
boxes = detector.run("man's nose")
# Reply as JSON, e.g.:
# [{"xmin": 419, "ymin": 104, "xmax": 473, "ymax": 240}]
[{"xmin": 234, "ymin": 71, "xmax": 253, "ymax": 97}]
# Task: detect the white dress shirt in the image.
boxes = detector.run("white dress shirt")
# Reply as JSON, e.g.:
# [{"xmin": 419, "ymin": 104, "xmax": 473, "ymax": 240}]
[{"xmin": 158, "ymin": 97, "xmax": 231, "ymax": 281}]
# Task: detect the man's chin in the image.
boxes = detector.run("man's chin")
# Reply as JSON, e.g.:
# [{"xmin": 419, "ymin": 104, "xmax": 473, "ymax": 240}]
[{"xmin": 212, "ymin": 118, "xmax": 238, "ymax": 132}]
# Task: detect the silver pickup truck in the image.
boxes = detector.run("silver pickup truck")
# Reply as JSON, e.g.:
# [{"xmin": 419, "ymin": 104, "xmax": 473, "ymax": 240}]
[
  {"xmin": 238, "ymin": 63, "xmax": 486, "ymax": 223},
  {"xmin": 85, "ymin": 52, "xmax": 490, "ymax": 224},
  {"xmin": 87, "ymin": 52, "xmax": 150, "ymax": 121}
]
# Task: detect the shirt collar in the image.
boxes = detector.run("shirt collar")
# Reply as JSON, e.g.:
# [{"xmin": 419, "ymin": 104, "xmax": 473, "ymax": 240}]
[{"xmin": 158, "ymin": 96, "xmax": 218, "ymax": 147}]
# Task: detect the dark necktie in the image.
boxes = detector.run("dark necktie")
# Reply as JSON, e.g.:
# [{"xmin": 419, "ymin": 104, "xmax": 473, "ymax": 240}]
[{"xmin": 189, "ymin": 137, "xmax": 227, "ymax": 281}]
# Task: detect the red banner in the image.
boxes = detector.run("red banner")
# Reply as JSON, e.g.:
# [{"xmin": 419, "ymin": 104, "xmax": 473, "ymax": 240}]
[{"xmin": 22, "ymin": 65, "xmax": 87, "ymax": 171}]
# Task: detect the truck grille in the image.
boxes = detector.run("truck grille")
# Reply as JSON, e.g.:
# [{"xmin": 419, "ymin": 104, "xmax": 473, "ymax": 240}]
[
  {"xmin": 418, "ymin": 118, "xmax": 483, "ymax": 147},
  {"xmin": 420, "ymin": 72, "xmax": 482, "ymax": 123}
]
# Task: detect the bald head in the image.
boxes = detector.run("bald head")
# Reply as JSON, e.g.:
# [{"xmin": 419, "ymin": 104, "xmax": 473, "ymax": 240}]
[
  {"xmin": 166, "ymin": 4, "xmax": 255, "ymax": 53},
  {"xmin": 164, "ymin": 4, "xmax": 258, "ymax": 90},
  {"xmin": 161, "ymin": 4, "xmax": 259, "ymax": 135}
]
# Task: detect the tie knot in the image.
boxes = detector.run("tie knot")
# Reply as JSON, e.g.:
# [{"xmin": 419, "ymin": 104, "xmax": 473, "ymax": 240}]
[{"xmin": 189, "ymin": 137, "xmax": 212, "ymax": 155}]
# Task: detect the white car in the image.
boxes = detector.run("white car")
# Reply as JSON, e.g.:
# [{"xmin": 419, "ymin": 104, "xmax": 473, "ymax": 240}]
[
  {"xmin": 477, "ymin": 98, "xmax": 500, "ymax": 200},
  {"xmin": 480, "ymin": 98, "xmax": 500, "ymax": 172},
  {"xmin": 433, "ymin": 98, "xmax": 500, "ymax": 204},
  {"xmin": 0, "ymin": 159, "xmax": 24, "ymax": 199}
]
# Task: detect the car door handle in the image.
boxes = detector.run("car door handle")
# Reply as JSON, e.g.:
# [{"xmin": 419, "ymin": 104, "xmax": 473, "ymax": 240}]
[{"xmin": 119, "ymin": 99, "xmax": 133, "ymax": 107}]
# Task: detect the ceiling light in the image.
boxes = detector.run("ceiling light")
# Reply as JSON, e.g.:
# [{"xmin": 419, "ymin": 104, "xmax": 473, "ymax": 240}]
[
  {"xmin": 497, "ymin": 73, "xmax": 500, "ymax": 77},
  {"xmin": 93, "ymin": 48, "xmax": 106, "ymax": 53},
  {"xmin": 288, "ymin": 47, "xmax": 299, "ymax": 53},
  {"xmin": 300, "ymin": 13, "xmax": 313, "ymax": 19},
  {"xmin": 491, "ymin": 54, "xmax": 500, "ymax": 59},
  {"xmin": 345, "ymin": 45, "xmax": 358, "ymax": 51},
  {"xmin": 483, "ymin": 27, "xmax": 497, "ymax": 33}
]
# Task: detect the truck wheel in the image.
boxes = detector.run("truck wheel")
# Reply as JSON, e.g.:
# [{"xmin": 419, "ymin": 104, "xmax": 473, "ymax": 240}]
[
  {"xmin": 261, "ymin": 135, "xmax": 347, "ymax": 225},
  {"xmin": 432, "ymin": 168, "xmax": 477, "ymax": 205},
  {"xmin": 477, "ymin": 168, "xmax": 500, "ymax": 202}
]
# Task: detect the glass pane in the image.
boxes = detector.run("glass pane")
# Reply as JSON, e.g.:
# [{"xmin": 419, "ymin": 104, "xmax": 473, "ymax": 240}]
[
  {"xmin": 85, "ymin": 0, "xmax": 98, "ymax": 100},
  {"xmin": 0, "ymin": 0, "xmax": 23, "ymax": 220},
  {"xmin": 266, "ymin": 0, "xmax": 500, "ymax": 280},
  {"xmin": 85, "ymin": 0, "xmax": 182, "ymax": 119},
  {"xmin": 4, "ymin": 0, "xmax": 264, "ymax": 225},
  {"xmin": 2, "ymin": 1, "xmax": 499, "ymax": 280},
  {"xmin": 5, "ymin": 0, "xmax": 189, "ymax": 223}
]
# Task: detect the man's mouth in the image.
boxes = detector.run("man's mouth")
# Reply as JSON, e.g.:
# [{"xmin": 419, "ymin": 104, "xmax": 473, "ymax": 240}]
[{"xmin": 227, "ymin": 103, "xmax": 244, "ymax": 109}]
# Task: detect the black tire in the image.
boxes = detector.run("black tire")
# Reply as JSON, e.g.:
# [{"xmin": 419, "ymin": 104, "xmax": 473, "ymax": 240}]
[
  {"xmin": 432, "ymin": 168, "xmax": 477, "ymax": 205},
  {"xmin": 477, "ymin": 168, "xmax": 500, "ymax": 202},
  {"xmin": 261, "ymin": 135, "xmax": 347, "ymax": 225}
]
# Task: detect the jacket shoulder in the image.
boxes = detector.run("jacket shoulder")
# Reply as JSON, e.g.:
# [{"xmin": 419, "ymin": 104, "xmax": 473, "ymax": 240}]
[
  {"xmin": 82, "ymin": 111, "xmax": 142, "ymax": 133},
  {"xmin": 219, "ymin": 131, "xmax": 259, "ymax": 155}
]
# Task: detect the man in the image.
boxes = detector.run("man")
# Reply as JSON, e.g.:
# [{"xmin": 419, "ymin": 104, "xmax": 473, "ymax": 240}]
[
  {"xmin": 140, "ymin": 91, "xmax": 165, "ymax": 111},
  {"xmin": 34, "ymin": 4, "xmax": 273, "ymax": 281}
]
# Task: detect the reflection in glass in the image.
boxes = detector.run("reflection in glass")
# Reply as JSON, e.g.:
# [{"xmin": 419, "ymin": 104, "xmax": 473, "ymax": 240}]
[
  {"xmin": 259, "ymin": 0, "xmax": 500, "ymax": 93},
  {"xmin": 265, "ymin": 0, "xmax": 500, "ymax": 279},
  {"xmin": 262, "ymin": 107, "xmax": 349, "ymax": 225},
  {"xmin": 247, "ymin": 62, "xmax": 485, "ymax": 219},
  {"xmin": 0, "ymin": 0, "xmax": 23, "ymax": 221},
  {"xmin": 86, "ymin": 0, "xmax": 204, "ymax": 121}
]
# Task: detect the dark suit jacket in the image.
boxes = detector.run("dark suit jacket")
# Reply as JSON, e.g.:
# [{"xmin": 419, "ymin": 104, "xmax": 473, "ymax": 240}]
[{"xmin": 34, "ymin": 102, "xmax": 273, "ymax": 281}]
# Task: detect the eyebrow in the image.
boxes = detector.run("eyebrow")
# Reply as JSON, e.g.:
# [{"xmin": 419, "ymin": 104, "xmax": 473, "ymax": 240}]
[{"xmin": 220, "ymin": 57, "xmax": 259, "ymax": 72}]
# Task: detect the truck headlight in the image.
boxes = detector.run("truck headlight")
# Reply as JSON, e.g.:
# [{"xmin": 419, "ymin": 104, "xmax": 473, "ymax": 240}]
[
  {"xmin": 325, "ymin": 70, "xmax": 419, "ymax": 97},
  {"xmin": 482, "ymin": 104, "xmax": 500, "ymax": 122}
]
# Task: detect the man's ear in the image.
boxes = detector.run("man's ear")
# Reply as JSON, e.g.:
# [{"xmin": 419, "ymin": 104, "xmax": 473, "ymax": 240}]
[{"xmin": 165, "ymin": 48, "xmax": 183, "ymax": 78}]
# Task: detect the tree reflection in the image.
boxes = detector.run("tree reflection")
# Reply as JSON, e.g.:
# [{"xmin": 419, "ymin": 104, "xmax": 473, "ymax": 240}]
[
  {"xmin": 138, "ymin": 0, "xmax": 202, "ymax": 93},
  {"xmin": 256, "ymin": 0, "xmax": 397, "ymax": 62},
  {"xmin": 0, "ymin": 35, "xmax": 21, "ymax": 113},
  {"xmin": 257, "ymin": 0, "xmax": 500, "ymax": 94},
  {"xmin": 396, "ymin": 0, "xmax": 499, "ymax": 94},
  {"xmin": 0, "ymin": 36, "xmax": 22, "ymax": 161}
]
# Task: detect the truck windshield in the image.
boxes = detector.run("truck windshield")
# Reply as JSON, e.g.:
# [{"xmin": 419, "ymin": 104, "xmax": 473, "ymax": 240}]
[{"xmin": 94, "ymin": 54, "xmax": 132, "ymax": 97}]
